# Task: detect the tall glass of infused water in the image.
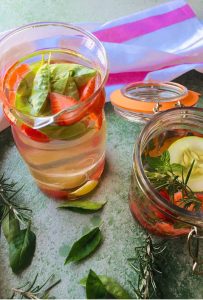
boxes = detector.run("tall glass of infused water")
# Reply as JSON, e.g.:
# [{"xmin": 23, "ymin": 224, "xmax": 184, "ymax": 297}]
[{"xmin": 0, "ymin": 22, "xmax": 108, "ymax": 200}]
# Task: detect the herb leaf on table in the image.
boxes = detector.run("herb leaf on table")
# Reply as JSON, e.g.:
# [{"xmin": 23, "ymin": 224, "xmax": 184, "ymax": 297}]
[
  {"xmin": 0, "ymin": 174, "xmax": 36, "ymax": 273},
  {"xmin": 65, "ymin": 227, "xmax": 102, "ymax": 264},
  {"xmin": 9, "ymin": 222, "xmax": 36, "ymax": 273},
  {"xmin": 80, "ymin": 270, "xmax": 131, "ymax": 299},
  {"xmin": 58, "ymin": 199, "xmax": 107, "ymax": 213}
]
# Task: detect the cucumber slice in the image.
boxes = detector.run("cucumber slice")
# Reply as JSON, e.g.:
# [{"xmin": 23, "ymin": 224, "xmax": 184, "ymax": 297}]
[{"xmin": 168, "ymin": 136, "xmax": 203, "ymax": 192}]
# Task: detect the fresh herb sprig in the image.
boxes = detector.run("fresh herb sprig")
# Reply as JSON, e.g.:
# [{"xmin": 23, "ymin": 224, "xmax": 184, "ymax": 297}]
[
  {"xmin": 11, "ymin": 273, "xmax": 61, "ymax": 299},
  {"xmin": 145, "ymin": 151, "xmax": 202, "ymax": 211},
  {"xmin": 0, "ymin": 174, "xmax": 36, "ymax": 273},
  {"xmin": 0, "ymin": 174, "xmax": 31, "ymax": 225},
  {"xmin": 128, "ymin": 235, "xmax": 167, "ymax": 299}
]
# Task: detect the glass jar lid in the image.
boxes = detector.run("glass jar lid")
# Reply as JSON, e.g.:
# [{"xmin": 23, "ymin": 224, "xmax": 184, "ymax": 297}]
[{"xmin": 110, "ymin": 81, "xmax": 200, "ymax": 123}]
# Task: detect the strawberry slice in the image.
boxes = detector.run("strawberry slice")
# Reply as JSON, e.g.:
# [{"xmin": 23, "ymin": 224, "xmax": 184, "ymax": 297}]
[
  {"xmin": 8, "ymin": 91, "xmax": 16, "ymax": 106},
  {"xmin": 49, "ymin": 92, "xmax": 78, "ymax": 126},
  {"xmin": 159, "ymin": 189, "xmax": 170, "ymax": 201},
  {"xmin": 21, "ymin": 124, "xmax": 50, "ymax": 143},
  {"xmin": 6, "ymin": 64, "xmax": 30, "ymax": 90},
  {"xmin": 80, "ymin": 77, "xmax": 96, "ymax": 102}
]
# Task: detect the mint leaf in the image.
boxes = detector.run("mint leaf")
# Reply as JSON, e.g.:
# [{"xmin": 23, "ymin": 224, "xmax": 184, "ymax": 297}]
[
  {"xmin": 146, "ymin": 151, "xmax": 171, "ymax": 173},
  {"xmin": 171, "ymin": 163, "xmax": 184, "ymax": 173}
]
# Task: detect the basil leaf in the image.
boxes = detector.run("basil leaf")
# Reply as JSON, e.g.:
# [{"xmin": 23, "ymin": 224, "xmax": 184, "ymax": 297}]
[
  {"xmin": 49, "ymin": 63, "xmax": 95, "ymax": 97},
  {"xmin": 29, "ymin": 63, "xmax": 50, "ymax": 116},
  {"xmin": 15, "ymin": 63, "xmax": 41, "ymax": 114},
  {"xmin": 73, "ymin": 66, "xmax": 96, "ymax": 87},
  {"xmin": 64, "ymin": 77, "xmax": 79, "ymax": 100},
  {"xmin": 58, "ymin": 200, "xmax": 107, "ymax": 213},
  {"xmin": 40, "ymin": 122, "xmax": 88, "ymax": 140},
  {"xmin": 65, "ymin": 227, "xmax": 102, "ymax": 264},
  {"xmin": 49, "ymin": 64, "xmax": 71, "ymax": 94},
  {"xmin": 81, "ymin": 272, "xmax": 131, "ymax": 299},
  {"xmin": 2, "ymin": 210, "xmax": 20, "ymax": 242},
  {"xmin": 9, "ymin": 223, "xmax": 36, "ymax": 273},
  {"xmin": 86, "ymin": 270, "xmax": 112, "ymax": 299}
]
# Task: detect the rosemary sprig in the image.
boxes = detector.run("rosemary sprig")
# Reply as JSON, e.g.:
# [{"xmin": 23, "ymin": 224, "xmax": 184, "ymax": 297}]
[
  {"xmin": 11, "ymin": 274, "xmax": 61, "ymax": 299},
  {"xmin": 0, "ymin": 174, "xmax": 32, "ymax": 225},
  {"xmin": 128, "ymin": 235, "xmax": 167, "ymax": 299}
]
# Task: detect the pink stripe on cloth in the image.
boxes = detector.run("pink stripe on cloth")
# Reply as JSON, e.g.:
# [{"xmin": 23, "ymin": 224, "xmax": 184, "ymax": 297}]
[
  {"xmin": 107, "ymin": 71, "xmax": 148, "ymax": 85},
  {"xmin": 94, "ymin": 4, "xmax": 196, "ymax": 43}
]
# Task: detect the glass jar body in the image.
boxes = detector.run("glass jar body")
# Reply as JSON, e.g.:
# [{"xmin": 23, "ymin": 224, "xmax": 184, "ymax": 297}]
[
  {"xmin": 12, "ymin": 111, "xmax": 106, "ymax": 199},
  {"xmin": 129, "ymin": 108, "xmax": 203, "ymax": 237},
  {"xmin": 0, "ymin": 23, "xmax": 108, "ymax": 199}
]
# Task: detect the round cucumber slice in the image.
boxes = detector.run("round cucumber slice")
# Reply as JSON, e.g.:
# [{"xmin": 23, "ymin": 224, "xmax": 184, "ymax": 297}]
[{"xmin": 168, "ymin": 136, "xmax": 203, "ymax": 192}]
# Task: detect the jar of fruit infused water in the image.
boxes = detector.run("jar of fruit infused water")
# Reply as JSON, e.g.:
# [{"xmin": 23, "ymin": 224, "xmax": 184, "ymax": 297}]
[
  {"xmin": 129, "ymin": 107, "xmax": 203, "ymax": 273},
  {"xmin": 0, "ymin": 22, "xmax": 108, "ymax": 199}
]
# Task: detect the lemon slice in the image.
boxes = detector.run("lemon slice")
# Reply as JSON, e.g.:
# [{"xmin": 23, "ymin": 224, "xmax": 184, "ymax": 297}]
[
  {"xmin": 70, "ymin": 180, "xmax": 98, "ymax": 197},
  {"xmin": 168, "ymin": 136, "xmax": 203, "ymax": 192}
]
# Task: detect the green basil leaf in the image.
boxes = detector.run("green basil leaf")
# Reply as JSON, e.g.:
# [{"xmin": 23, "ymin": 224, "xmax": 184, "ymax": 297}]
[
  {"xmin": 49, "ymin": 64, "xmax": 71, "ymax": 94},
  {"xmin": 65, "ymin": 227, "xmax": 102, "ymax": 264},
  {"xmin": 85, "ymin": 270, "xmax": 114, "ymax": 299},
  {"xmin": 64, "ymin": 77, "xmax": 79, "ymax": 100},
  {"xmin": 40, "ymin": 122, "xmax": 88, "ymax": 140},
  {"xmin": 9, "ymin": 224, "xmax": 36, "ymax": 273},
  {"xmin": 29, "ymin": 63, "xmax": 50, "ymax": 116},
  {"xmin": 2, "ymin": 210, "xmax": 20, "ymax": 242},
  {"xmin": 81, "ymin": 273, "xmax": 131, "ymax": 299},
  {"xmin": 73, "ymin": 66, "xmax": 96, "ymax": 87},
  {"xmin": 58, "ymin": 200, "xmax": 106, "ymax": 213},
  {"xmin": 15, "ymin": 63, "xmax": 41, "ymax": 114}
]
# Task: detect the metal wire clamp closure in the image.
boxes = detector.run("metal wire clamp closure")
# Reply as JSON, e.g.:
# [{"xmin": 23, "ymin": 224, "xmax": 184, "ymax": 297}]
[{"xmin": 187, "ymin": 226, "xmax": 203, "ymax": 275}]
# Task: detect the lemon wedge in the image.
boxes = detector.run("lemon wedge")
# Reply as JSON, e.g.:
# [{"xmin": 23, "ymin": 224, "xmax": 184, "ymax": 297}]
[{"xmin": 70, "ymin": 180, "xmax": 98, "ymax": 197}]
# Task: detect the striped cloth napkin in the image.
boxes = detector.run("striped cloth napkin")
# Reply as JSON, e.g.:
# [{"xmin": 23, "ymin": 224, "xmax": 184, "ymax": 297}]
[{"xmin": 1, "ymin": 0, "xmax": 203, "ymax": 131}]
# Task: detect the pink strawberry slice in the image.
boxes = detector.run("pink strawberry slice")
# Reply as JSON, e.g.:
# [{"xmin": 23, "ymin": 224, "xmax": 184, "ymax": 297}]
[
  {"xmin": 80, "ymin": 77, "xmax": 96, "ymax": 102},
  {"xmin": 49, "ymin": 92, "xmax": 78, "ymax": 126},
  {"xmin": 21, "ymin": 124, "xmax": 50, "ymax": 143}
]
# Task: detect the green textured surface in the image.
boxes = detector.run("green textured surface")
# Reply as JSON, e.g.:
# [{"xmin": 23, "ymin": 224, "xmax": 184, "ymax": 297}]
[
  {"xmin": 1, "ymin": 98, "xmax": 203, "ymax": 298},
  {"xmin": 0, "ymin": 0, "xmax": 203, "ymax": 298}
]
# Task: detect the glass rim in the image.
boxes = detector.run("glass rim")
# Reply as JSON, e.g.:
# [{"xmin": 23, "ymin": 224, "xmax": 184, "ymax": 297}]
[
  {"xmin": 134, "ymin": 107, "xmax": 203, "ymax": 224},
  {"xmin": 121, "ymin": 81, "xmax": 188, "ymax": 103},
  {"xmin": 0, "ymin": 22, "xmax": 109, "ymax": 128}
]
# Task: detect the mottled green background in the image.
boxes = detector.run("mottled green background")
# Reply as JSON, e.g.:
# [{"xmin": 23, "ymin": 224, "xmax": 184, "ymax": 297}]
[{"xmin": 0, "ymin": 1, "xmax": 203, "ymax": 298}]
